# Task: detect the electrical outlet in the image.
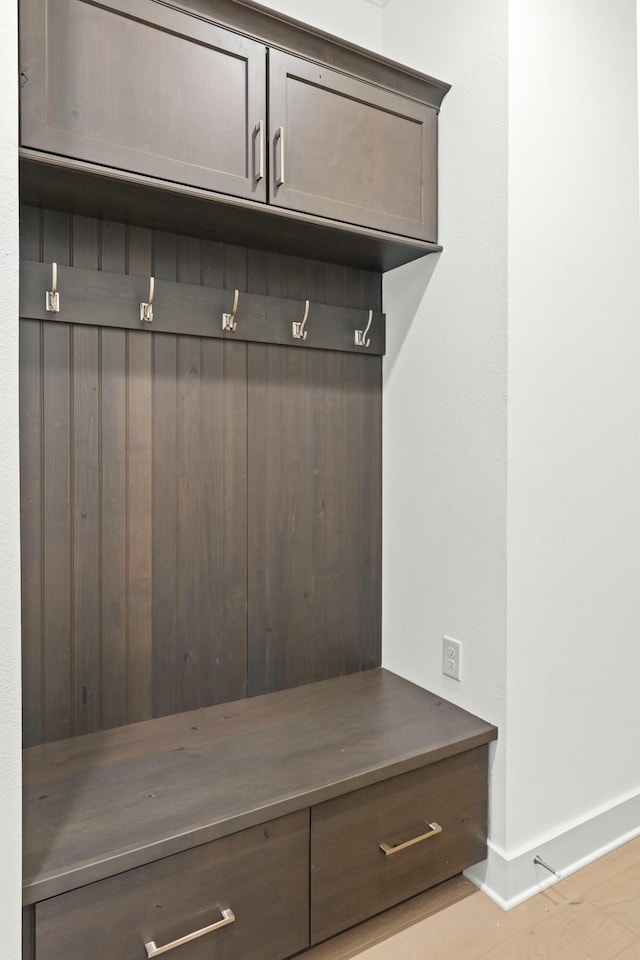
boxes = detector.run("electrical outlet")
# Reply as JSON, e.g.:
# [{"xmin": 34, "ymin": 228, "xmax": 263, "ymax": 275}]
[{"xmin": 443, "ymin": 636, "xmax": 462, "ymax": 681}]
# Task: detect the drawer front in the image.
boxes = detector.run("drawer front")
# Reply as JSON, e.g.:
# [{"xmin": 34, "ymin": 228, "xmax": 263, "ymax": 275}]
[
  {"xmin": 311, "ymin": 746, "xmax": 488, "ymax": 943},
  {"xmin": 36, "ymin": 811, "xmax": 309, "ymax": 960}
]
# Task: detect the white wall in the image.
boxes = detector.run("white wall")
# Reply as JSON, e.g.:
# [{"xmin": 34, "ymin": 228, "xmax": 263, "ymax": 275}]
[
  {"xmin": 0, "ymin": 0, "xmax": 21, "ymax": 955},
  {"xmin": 505, "ymin": 0, "xmax": 640, "ymax": 867},
  {"xmin": 254, "ymin": 0, "xmax": 383, "ymax": 52},
  {"xmin": 381, "ymin": 0, "xmax": 509, "ymax": 847},
  {"xmin": 382, "ymin": 0, "xmax": 640, "ymax": 908}
]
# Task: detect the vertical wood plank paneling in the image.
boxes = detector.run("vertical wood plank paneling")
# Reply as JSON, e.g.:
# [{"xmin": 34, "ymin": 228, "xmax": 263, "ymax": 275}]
[
  {"xmin": 201, "ymin": 239, "xmax": 224, "ymax": 289},
  {"xmin": 177, "ymin": 335, "xmax": 205, "ymax": 710},
  {"xmin": 42, "ymin": 321, "xmax": 73, "ymax": 742},
  {"xmin": 152, "ymin": 333, "xmax": 179, "ymax": 717},
  {"xmin": 72, "ymin": 325, "xmax": 101, "ymax": 735},
  {"xmin": 20, "ymin": 212, "xmax": 383, "ymax": 742},
  {"xmin": 247, "ymin": 346, "xmax": 382, "ymax": 696},
  {"xmin": 42, "ymin": 210, "xmax": 71, "ymax": 266},
  {"xmin": 71, "ymin": 215, "xmax": 99, "ymax": 269},
  {"xmin": 223, "ymin": 242, "xmax": 248, "ymax": 291},
  {"xmin": 153, "ymin": 231, "xmax": 178, "ymax": 282},
  {"xmin": 177, "ymin": 236, "xmax": 202, "ymax": 286},
  {"xmin": 22, "ymin": 906, "xmax": 35, "ymax": 960},
  {"xmin": 127, "ymin": 225, "xmax": 153, "ymax": 278},
  {"xmin": 20, "ymin": 205, "xmax": 41, "ymax": 262},
  {"xmin": 202, "ymin": 339, "xmax": 248, "ymax": 703},
  {"xmin": 100, "ymin": 328, "xmax": 128, "ymax": 729},
  {"xmin": 100, "ymin": 221, "xmax": 127, "ymax": 275},
  {"xmin": 127, "ymin": 331, "xmax": 153, "ymax": 723},
  {"xmin": 20, "ymin": 320, "xmax": 43, "ymax": 748}
]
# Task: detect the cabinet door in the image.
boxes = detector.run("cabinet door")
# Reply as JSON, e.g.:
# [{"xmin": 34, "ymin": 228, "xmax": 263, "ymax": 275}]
[
  {"xmin": 268, "ymin": 50, "xmax": 438, "ymax": 241},
  {"xmin": 20, "ymin": 0, "xmax": 267, "ymax": 201}
]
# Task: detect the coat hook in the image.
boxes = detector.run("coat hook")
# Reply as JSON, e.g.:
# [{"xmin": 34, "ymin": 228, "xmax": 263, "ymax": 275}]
[
  {"xmin": 292, "ymin": 300, "xmax": 310, "ymax": 340},
  {"xmin": 222, "ymin": 289, "xmax": 239, "ymax": 332},
  {"xmin": 355, "ymin": 309, "xmax": 373, "ymax": 348},
  {"xmin": 46, "ymin": 262, "xmax": 60, "ymax": 313},
  {"xmin": 140, "ymin": 276, "xmax": 154, "ymax": 324},
  {"xmin": 533, "ymin": 855, "xmax": 561, "ymax": 879}
]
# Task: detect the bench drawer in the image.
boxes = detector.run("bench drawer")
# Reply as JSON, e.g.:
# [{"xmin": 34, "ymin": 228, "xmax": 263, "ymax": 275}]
[
  {"xmin": 36, "ymin": 811, "xmax": 309, "ymax": 960},
  {"xmin": 310, "ymin": 746, "xmax": 488, "ymax": 943}
]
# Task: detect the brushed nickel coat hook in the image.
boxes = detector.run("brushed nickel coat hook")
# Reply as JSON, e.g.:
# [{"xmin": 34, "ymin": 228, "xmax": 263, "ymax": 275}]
[
  {"xmin": 140, "ymin": 276, "xmax": 155, "ymax": 324},
  {"xmin": 355, "ymin": 309, "xmax": 373, "ymax": 348},
  {"xmin": 46, "ymin": 262, "xmax": 60, "ymax": 313},
  {"xmin": 222, "ymin": 289, "xmax": 239, "ymax": 332},
  {"xmin": 292, "ymin": 299, "xmax": 310, "ymax": 340}
]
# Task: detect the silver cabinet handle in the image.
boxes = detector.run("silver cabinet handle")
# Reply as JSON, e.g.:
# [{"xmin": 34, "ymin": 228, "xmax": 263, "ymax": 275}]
[
  {"xmin": 144, "ymin": 907, "xmax": 235, "ymax": 957},
  {"xmin": 254, "ymin": 120, "xmax": 264, "ymax": 182},
  {"xmin": 275, "ymin": 126, "xmax": 285, "ymax": 186},
  {"xmin": 379, "ymin": 821, "xmax": 442, "ymax": 856}
]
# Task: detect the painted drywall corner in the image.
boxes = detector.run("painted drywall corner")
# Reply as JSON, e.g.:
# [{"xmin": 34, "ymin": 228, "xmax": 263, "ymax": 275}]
[{"xmin": 0, "ymin": 0, "xmax": 22, "ymax": 955}]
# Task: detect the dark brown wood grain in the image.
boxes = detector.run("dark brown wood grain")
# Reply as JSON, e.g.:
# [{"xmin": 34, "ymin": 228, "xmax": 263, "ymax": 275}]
[
  {"xmin": 247, "ymin": 345, "xmax": 382, "ymax": 695},
  {"xmin": 35, "ymin": 812, "xmax": 309, "ymax": 960},
  {"xmin": 269, "ymin": 50, "xmax": 438, "ymax": 242},
  {"xmin": 126, "ymin": 332, "xmax": 154, "ymax": 723},
  {"xmin": 20, "ymin": 320, "xmax": 43, "ymax": 748},
  {"xmin": 22, "ymin": 906, "xmax": 35, "ymax": 960},
  {"xmin": 19, "ymin": 260, "xmax": 385, "ymax": 355},
  {"xmin": 20, "ymin": 151, "xmax": 442, "ymax": 271},
  {"xmin": 100, "ymin": 328, "xmax": 128, "ymax": 729},
  {"xmin": 310, "ymin": 746, "xmax": 489, "ymax": 943},
  {"xmin": 41, "ymin": 321, "xmax": 73, "ymax": 743},
  {"xmin": 22, "ymin": 669, "xmax": 496, "ymax": 904},
  {"xmin": 71, "ymin": 325, "xmax": 101, "ymax": 735},
  {"xmin": 19, "ymin": 207, "xmax": 382, "ymax": 747},
  {"xmin": 21, "ymin": 0, "xmax": 267, "ymax": 201}
]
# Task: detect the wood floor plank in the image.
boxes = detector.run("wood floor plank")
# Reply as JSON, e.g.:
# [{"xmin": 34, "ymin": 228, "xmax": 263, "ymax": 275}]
[
  {"xmin": 610, "ymin": 942, "xmax": 640, "ymax": 960},
  {"xmin": 584, "ymin": 864, "xmax": 640, "ymax": 938},
  {"xmin": 473, "ymin": 901, "xmax": 634, "ymax": 960},
  {"xmin": 555, "ymin": 838, "xmax": 640, "ymax": 901}
]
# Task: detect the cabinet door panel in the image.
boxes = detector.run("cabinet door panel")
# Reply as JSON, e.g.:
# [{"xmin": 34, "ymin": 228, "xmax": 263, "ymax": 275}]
[
  {"xmin": 20, "ymin": 0, "xmax": 267, "ymax": 200},
  {"xmin": 268, "ymin": 50, "xmax": 437, "ymax": 241}
]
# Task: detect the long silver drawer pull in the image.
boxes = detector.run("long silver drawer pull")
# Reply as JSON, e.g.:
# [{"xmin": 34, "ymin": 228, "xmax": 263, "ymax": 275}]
[
  {"xmin": 255, "ymin": 120, "xmax": 264, "ymax": 182},
  {"xmin": 275, "ymin": 126, "xmax": 285, "ymax": 186},
  {"xmin": 379, "ymin": 821, "xmax": 442, "ymax": 856},
  {"xmin": 144, "ymin": 907, "xmax": 235, "ymax": 957}
]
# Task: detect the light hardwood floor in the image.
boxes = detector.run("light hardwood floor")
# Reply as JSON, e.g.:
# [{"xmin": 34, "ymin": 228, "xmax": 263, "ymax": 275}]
[{"xmin": 306, "ymin": 838, "xmax": 640, "ymax": 960}]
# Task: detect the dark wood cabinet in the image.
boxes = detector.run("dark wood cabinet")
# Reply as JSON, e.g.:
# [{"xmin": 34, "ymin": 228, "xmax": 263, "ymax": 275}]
[
  {"xmin": 23, "ymin": 671, "xmax": 496, "ymax": 959},
  {"xmin": 20, "ymin": 0, "xmax": 267, "ymax": 200},
  {"xmin": 19, "ymin": 0, "xmax": 450, "ymax": 270},
  {"xmin": 268, "ymin": 49, "xmax": 438, "ymax": 241},
  {"xmin": 36, "ymin": 812, "xmax": 309, "ymax": 960},
  {"xmin": 17, "ymin": 6, "xmax": 479, "ymax": 960},
  {"xmin": 311, "ymin": 747, "xmax": 489, "ymax": 942}
]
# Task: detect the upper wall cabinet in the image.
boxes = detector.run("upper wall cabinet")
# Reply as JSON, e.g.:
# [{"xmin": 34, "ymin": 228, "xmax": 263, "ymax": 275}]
[
  {"xmin": 268, "ymin": 50, "xmax": 437, "ymax": 241},
  {"xmin": 19, "ymin": 0, "xmax": 450, "ymax": 270},
  {"xmin": 20, "ymin": 0, "xmax": 268, "ymax": 200}
]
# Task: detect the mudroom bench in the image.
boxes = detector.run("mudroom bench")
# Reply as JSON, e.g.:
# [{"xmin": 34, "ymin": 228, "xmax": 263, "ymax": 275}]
[{"xmin": 23, "ymin": 668, "xmax": 497, "ymax": 960}]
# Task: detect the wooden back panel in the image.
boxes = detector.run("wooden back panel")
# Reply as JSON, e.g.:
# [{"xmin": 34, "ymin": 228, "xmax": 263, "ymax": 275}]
[{"xmin": 19, "ymin": 207, "xmax": 382, "ymax": 745}]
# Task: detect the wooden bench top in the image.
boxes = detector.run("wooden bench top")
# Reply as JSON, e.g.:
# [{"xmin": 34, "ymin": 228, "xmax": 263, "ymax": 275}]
[{"xmin": 23, "ymin": 668, "xmax": 497, "ymax": 904}]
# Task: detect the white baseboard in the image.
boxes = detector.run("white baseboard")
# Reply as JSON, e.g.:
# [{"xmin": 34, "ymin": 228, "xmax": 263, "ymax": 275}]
[{"xmin": 465, "ymin": 787, "xmax": 640, "ymax": 910}]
